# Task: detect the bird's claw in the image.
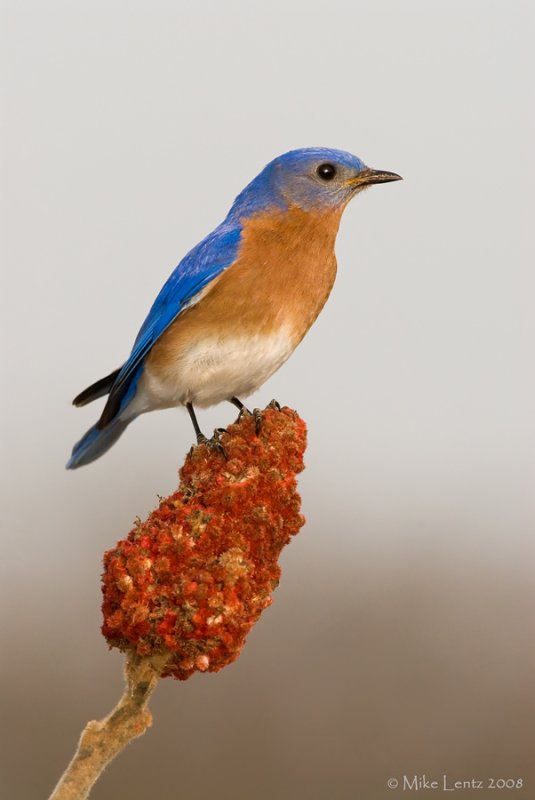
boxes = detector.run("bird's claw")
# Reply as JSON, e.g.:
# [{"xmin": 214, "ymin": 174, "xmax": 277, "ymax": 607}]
[
  {"xmin": 235, "ymin": 405, "xmax": 252, "ymax": 423},
  {"xmin": 250, "ymin": 401, "xmax": 282, "ymax": 435},
  {"xmin": 211, "ymin": 429, "xmax": 229, "ymax": 459},
  {"xmin": 253, "ymin": 408, "xmax": 263, "ymax": 435},
  {"xmin": 195, "ymin": 430, "xmax": 229, "ymax": 459}
]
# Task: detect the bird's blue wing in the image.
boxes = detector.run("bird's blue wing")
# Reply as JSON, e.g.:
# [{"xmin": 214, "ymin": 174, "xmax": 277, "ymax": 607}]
[{"xmin": 98, "ymin": 220, "xmax": 243, "ymax": 427}]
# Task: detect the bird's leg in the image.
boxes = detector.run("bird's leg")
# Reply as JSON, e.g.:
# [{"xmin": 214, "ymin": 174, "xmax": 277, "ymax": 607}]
[
  {"xmin": 186, "ymin": 402, "xmax": 206, "ymax": 443},
  {"xmin": 186, "ymin": 403, "xmax": 228, "ymax": 459},
  {"xmin": 229, "ymin": 396, "xmax": 252, "ymax": 422},
  {"xmin": 229, "ymin": 396, "xmax": 262, "ymax": 434},
  {"xmin": 230, "ymin": 396, "xmax": 250, "ymax": 415}
]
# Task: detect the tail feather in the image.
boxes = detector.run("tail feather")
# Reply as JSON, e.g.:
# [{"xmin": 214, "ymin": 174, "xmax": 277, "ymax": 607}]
[
  {"xmin": 72, "ymin": 367, "xmax": 122, "ymax": 407},
  {"xmin": 66, "ymin": 417, "xmax": 131, "ymax": 469}
]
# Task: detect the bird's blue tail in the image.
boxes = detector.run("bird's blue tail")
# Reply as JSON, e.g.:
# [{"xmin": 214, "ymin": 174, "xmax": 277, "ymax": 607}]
[{"xmin": 66, "ymin": 418, "xmax": 131, "ymax": 469}]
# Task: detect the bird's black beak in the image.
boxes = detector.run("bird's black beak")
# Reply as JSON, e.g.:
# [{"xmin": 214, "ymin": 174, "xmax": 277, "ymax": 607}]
[{"xmin": 348, "ymin": 168, "xmax": 403, "ymax": 188}]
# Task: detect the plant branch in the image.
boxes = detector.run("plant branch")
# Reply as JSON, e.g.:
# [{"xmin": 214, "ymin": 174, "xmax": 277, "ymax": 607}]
[
  {"xmin": 49, "ymin": 652, "xmax": 169, "ymax": 800},
  {"xmin": 49, "ymin": 406, "xmax": 307, "ymax": 797}
]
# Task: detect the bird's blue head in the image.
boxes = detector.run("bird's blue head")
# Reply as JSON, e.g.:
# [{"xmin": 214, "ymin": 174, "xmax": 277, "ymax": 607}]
[{"xmin": 227, "ymin": 147, "xmax": 401, "ymax": 221}]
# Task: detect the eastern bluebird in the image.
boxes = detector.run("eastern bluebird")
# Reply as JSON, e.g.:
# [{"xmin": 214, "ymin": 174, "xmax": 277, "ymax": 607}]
[{"xmin": 68, "ymin": 147, "xmax": 401, "ymax": 468}]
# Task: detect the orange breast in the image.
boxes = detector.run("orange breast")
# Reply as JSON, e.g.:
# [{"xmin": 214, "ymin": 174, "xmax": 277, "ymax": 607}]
[{"xmin": 145, "ymin": 205, "xmax": 342, "ymax": 375}]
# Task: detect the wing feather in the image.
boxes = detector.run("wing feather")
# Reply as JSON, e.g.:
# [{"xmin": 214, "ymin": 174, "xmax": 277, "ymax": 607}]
[{"xmin": 98, "ymin": 221, "xmax": 242, "ymax": 428}]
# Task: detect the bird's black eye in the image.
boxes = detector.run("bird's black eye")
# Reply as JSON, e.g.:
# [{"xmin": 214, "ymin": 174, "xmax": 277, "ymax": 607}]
[{"xmin": 316, "ymin": 163, "xmax": 337, "ymax": 181}]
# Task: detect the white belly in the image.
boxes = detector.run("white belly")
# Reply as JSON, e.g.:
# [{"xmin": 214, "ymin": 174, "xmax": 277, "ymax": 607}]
[{"xmin": 135, "ymin": 328, "xmax": 295, "ymax": 411}]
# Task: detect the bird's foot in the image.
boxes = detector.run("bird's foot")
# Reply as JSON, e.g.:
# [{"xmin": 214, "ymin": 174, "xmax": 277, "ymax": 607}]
[
  {"xmin": 252, "ymin": 408, "xmax": 263, "ymax": 435},
  {"xmin": 196, "ymin": 429, "xmax": 229, "ymax": 460},
  {"xmin": 252, "ymin": 401, "xmax": 281, "ymax": 435},
  {"xmin": 229, "ymin": 396, "xmax": 252, "ymax": 423},
  {"xmin": 236, "ymin": 406, "xmax": 252, "ymax": 423},
  {"xmin": 235, "ymin": 406, "xmax": 252, "ymax": 423},
  {"xmin": 228, "ymin": 397, "xmax": 282, "ymax": 435}
]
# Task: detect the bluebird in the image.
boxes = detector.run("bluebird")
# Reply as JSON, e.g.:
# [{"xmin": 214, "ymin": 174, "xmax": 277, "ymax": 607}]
[{"xmin": 68, "ymin": 147, "xmax": 401, "ymax": 468}]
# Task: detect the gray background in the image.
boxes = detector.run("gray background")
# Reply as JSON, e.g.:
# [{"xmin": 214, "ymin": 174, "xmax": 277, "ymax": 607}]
[{"xmin": 1, "ymin": 1, "xmax": 534, "ymax": 799}]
